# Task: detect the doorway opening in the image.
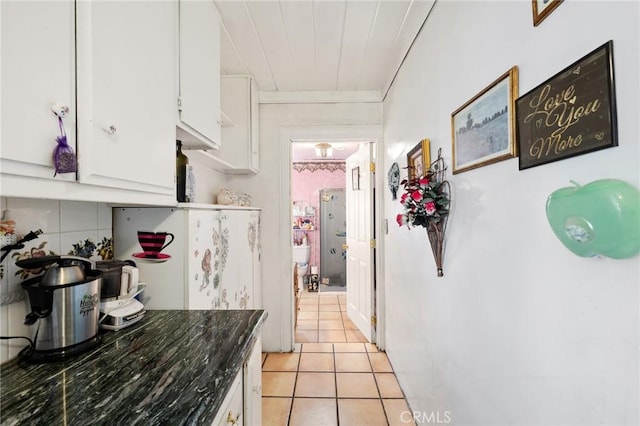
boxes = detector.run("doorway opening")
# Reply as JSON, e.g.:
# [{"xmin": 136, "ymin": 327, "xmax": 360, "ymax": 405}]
[{"xmin": 291, "ymin": 140, "xmax": 375, "ymax": 345}]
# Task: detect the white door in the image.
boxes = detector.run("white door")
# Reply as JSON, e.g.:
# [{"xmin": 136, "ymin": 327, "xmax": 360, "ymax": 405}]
[{"xmin": 345, "ymin": 143, "xmax": 374, "ymax": 341}]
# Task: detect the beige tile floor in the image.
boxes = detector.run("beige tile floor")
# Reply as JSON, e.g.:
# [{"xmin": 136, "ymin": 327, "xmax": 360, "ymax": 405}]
[
  {"xmin": 261, "ymin": 291, "xmax": 415, "ymax": 425},
  {"xmin": 295, "ymin": 291, "xmax": 367, "ymax": 344}
]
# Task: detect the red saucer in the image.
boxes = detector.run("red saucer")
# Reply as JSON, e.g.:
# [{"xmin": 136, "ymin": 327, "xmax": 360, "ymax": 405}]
[{"xmin": 132, "ymin": 252, "xmax": 171, "ymax": 263}]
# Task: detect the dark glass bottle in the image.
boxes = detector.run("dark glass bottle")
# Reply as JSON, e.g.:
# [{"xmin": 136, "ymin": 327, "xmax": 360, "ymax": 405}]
[{"xmin": 176, "ymin": 140, "xmax": 189, "ymax": 202}]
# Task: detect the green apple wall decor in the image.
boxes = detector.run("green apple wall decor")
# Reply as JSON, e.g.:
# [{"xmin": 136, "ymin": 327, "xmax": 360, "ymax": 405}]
[{"xmin": 545, "ymin": 179, "xmax": 640, "ymax": 259}]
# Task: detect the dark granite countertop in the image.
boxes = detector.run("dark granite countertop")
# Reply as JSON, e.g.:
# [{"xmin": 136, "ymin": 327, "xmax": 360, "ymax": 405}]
[{"xmin": 0, "ymin": 309, "xmax": 267, "ymax": 425}]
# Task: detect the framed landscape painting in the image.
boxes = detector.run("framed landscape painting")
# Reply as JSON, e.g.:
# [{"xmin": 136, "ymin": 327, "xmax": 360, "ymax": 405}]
[
  {"xmin": 451, "ymin": 67, "xmax": 519, "ymax": 174},
  {"xmin": 532, "ymin": 0, "xmax": 563, "ymax": 26}
]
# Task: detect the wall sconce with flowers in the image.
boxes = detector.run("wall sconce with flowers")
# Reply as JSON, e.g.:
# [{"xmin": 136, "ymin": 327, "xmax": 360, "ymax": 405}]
[{"xmin": 396, "ymin": 148, "xmax": 451, "ymax": 277}]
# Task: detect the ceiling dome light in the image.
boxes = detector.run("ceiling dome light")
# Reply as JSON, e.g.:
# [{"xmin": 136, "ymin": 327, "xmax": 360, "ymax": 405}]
[{"xmin": 315, "ymin": 143, "xmax": 333, "ymax": 158}]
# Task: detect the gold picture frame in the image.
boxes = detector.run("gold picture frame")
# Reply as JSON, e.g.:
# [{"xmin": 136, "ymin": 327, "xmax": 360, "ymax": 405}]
[
  {"xmin": 407, "ymin": 139, "xmax": 431, "ymax": 180},
  {"xmin": 451, "ymin": 67, "xmax": 519, "ymax": 174},
  {"xmin": 532, "ymin": 0, "xmax": 563, "ymax": 26}
]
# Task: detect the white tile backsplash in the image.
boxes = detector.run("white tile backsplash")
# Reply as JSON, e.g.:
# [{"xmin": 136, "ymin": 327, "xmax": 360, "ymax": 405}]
[
  {"xmin": 6, "ymin": 300, "xmax": 30, "ymax": 360},
  {"xmin": 0, "ymin": 304, "xmax": 8, "ymax": 361},
  {"xmin": 4, "ymin": 197, "xmax": 60, "ymax": 235},
  {"xmin": 4, "ymin": 233, "xmax": 61, "ymax": 303},
  {"xmin": 0, "ymin": 197, "xmax": 112, "ymax": 364},
  {"xmin": 60, "ymin": 200, "xmax": 98, "ymax": 232},
  {"xmin": 98, "ymin": 203, "xmax": 112, "ymax": 230},
  {"xmin": 61, "ymin": 231, "xmax": 100, "ymax": 259},
  {"xmin": 96, "ymin": 229, "xmax": 113, "ymax": 260}
]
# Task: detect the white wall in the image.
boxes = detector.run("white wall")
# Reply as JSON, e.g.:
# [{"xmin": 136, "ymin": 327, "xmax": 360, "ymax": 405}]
[
  {"xmin": 188, "ymin": 153, "xmax": 227, "ymax": 204},
  {"xmin": 226, "ymin": 102, "xmax": 382, "ymax": 352},
  {"xmin": 382, "ymin": 1, "xmax": 639, "ymax": 425}
]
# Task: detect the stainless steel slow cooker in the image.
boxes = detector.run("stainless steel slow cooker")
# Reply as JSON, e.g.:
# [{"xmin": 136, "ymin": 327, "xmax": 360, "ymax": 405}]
[{"xmin": 17, "ymin": 255, "xmax": 102, "ymax": 362}]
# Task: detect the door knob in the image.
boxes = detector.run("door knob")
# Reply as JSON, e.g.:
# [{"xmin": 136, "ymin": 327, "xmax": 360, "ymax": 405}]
[
  {"xmin": 50, "ymin": 104, "xmax": 69, "ymax": 118},
  {"xmin": 103, "ymin": 123, "xmax": 117, "ymax": 135},
  {"xmin": 342, "ymin": 244, "xmax": 348, "ymax": 250}
]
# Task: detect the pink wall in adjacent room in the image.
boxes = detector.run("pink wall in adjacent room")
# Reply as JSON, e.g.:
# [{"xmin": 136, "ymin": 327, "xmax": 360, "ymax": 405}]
[{"xmin": 292, "ymin": 163, "xmax": 345, "ymax": 271}]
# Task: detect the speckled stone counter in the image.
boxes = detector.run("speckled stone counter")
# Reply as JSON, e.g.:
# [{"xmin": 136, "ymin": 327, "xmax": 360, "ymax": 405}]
[{"xmin": 0, "ymin": 309, "xmax": 267, "ymax": 425}]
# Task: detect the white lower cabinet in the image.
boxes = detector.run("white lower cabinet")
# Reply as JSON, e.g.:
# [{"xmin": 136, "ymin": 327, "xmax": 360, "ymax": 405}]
[
  {"xmin": 212, "ymin": 368, "xmax": 244, "ymax": 426},
  {"xmin": 211, "ymin": 337, "xmax": 262, "ymax": 426},
  {"xmin": 243, "ymin": 338, "xmax": 262, "ymax": 426}
]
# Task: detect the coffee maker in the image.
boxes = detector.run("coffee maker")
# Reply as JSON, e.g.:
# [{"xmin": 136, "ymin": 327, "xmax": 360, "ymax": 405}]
[
  {"xmin": 95, "ymin": 259, "xmax": 146, "ymax": 331},
  {"xmin": 18, "ymin": 256, "xmax": 102, "ymax": 362}
]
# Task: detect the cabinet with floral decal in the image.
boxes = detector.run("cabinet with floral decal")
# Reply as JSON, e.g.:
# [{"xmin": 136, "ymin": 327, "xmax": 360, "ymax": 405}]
[
  {"xmin": 217, "ymin": 209, "xmax": 262, "ymax": 310},
  {"xmin": 113, "ymin": 206, "xmax": 261, "ymax": 310}
]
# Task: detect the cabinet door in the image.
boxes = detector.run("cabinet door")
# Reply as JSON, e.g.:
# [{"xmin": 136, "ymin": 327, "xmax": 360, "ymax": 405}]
[
  {"xmin": 212, "ymin": 369, "xmax": 244, "ymax": 426},
  {"xmin": 186, "ymin": 209, "xmax": 220, "ymax": 309},
  {"xmin": 243, "ymin": 338, "xmax": 262, "ymax": 426},
  {"xmin": 178, "ymin": 0, "xmax": 221, "ymax": 149},
  {"xmin": 219, "ymin": 210, "xmax": 253, "ymax": 309},
  {"xmin": 76, "ymin": 1, "xmax": 176, "ymax": 196},
  {"xmin": 249, "ymin": 211, "xmax": 262, "ymax": 308},
  {"xmin": 219, "ymin": 76, "xmax": 259, "ymax": 173},
  {"xmin": 1, "ymin": 0, "xmax": 76, "ymax": 181}
]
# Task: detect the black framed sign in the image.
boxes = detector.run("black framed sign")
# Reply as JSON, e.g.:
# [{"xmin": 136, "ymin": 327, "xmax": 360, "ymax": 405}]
[{"xmin": 516, "ymin": 41, "xmax": 617, "ymax": 170}]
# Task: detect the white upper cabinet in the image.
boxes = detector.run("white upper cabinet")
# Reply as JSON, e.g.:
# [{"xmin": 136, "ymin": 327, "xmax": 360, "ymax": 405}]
[
  {"xmin": 219, "ymin": 75, "xmax": 260, "ymax": 173},
  {"xmin": 195, "ymin": 75, "xmax": 260, "ymax": 173},
  {"xmin": 1, "ymin": 0, "xmax": 76, "ymax": 181},
  {"xmin": 1, "ymin": 0, "xmax": 177, "ymax": 205},
  {"xmin": 177, "ymin": 0, "xmax": 222, "ymax": 150},
  {"xmin": 76, "ymin": 1, "xmax": 176, "ymax": 196}
]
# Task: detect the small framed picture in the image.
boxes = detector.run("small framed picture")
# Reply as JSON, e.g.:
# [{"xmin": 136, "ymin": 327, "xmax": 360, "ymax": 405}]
[
  {"xmin": 407, "ymin": 139, "xmax": 431, "ymax": 180},
  {"xmin": 352, "ymin": 167, "xmax": 360, "ymax": 190},
  {"xmin": 451, "ymin": 67, "xmax": 519, "ymax": 174},
  {"xmin": 532, "ymin": 0, "xmax": 563, "ymax": 26}
]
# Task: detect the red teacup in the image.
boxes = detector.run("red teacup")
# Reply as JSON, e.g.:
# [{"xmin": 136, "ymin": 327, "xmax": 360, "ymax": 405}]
[{"xmin": 137, "ymin": 231, "xmax": 175, "ymax": 257}]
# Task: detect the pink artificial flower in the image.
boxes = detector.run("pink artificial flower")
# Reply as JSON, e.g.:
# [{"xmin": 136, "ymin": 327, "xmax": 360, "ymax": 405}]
[
  {"xmin": 411, "ymin": 190, "xmax": 422, "ymax": 201},
  {"xmin": 425, "ymin": 201, "xmax": 436, "ymax": 215},
  {"xmin": 396, "ymin": 213, "xmax": 406, "ymax": 226},
  {"xmin": 419, "ymin": 177, "xmax": 430, "ymax": 186},
  {"xmin": 400, "ymin": 193, "xmax": 408, "ymax": 204}
]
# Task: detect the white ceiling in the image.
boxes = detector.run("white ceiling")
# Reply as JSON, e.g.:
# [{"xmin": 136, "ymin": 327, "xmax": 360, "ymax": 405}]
[{"xmin": 214, "ymin": 0, "xmax": 434, "ymax": 98}]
